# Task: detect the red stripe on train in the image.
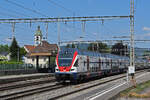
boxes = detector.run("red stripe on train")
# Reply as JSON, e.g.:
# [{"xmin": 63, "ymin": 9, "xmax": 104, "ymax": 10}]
[{"xmin": 57, "ymin": 51, "xmax": 78, "ymax": 72}]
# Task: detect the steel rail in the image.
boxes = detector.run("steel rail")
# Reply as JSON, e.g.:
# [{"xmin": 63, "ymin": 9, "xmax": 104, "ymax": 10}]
[
  {"xmin": 0, "ymin": 83, "xmax": 64, "ymax": 100},
  {"xmin": 0, "ymin": 78, "xmax": 55, "ymax": 91}
]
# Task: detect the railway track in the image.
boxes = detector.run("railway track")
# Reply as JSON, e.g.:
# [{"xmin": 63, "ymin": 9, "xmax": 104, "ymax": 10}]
[
  {"xmin": 0, "ymin": 73, "xmax": 54, "ymax": 85},
  {"xmin": 0, "ymin": 74, "xmax": 125, "ymax": 100},
  {"xmin": 0, "ymin": 83, "xmax": 65, "ymax": 100},
  {"xmin": 0, "ymin": 70, "xmax": 146, "ymax": 100},
  {"xmin": 0, "ymin": 77, "xmax": 55, "ymax": 91},
  {"xmin": 50, "ymin": 75, "xmax": 126, "ymax": 99},
  {"xmin": 50, "ymin": 70, "xmax": 146, "ymax": 100}
]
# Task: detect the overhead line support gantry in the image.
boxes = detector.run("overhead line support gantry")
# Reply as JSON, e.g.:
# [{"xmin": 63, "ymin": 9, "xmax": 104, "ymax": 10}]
[{"xmin": 0, "ymin": 16, "xmax": 131, "ymax": 23}]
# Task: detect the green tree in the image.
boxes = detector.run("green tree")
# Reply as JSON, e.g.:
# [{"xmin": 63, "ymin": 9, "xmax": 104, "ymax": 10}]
[
  {"xmin": 88, "ymin": 43, "xmax": 94, "ymax": 51},
  {"xmin": 71, "ymin": 43, "xmax": 75, "ymax": 48},
  {"xmin": 0, "ymin": 44, "xmax": 9, "ymax": 53},
  {"xmin": 97, "ymin": 42, "xmax": 109, "ymax": 53},
  {"xmin": 19, "ymin": 47, "xmax": 27, "ymax": 60},
  {"xmin": 66, "ymin": 44, "xmax": 70, "ymax": 48},
  {"xmin": 111, "ymin": 42, "xmax": 127, "ymax": 56},
  {"xmin": 9, "ymin": 37, "xmax": 19, "ymax": 61},
  {"xmin": 88, "ymin": 42, "xmax": 109, "ymax": 53}
]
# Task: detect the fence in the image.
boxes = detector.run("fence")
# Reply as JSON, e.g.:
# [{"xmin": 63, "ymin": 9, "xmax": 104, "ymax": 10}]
[
  {"xmin": 0, "ymin": 64, "xmax": 36, "ymax": 71},
  {"xmin": 0, "ymin": 64, "xmax": 37, "ymax": 75}
]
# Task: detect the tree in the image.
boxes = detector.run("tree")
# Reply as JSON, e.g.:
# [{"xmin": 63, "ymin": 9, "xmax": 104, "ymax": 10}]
[
  {"xmin": 88, "ymin": 42, "xmax": 109, "ymax": 53},
  {"xmin": 71, "ymin": 43, "xmax": 75, "ymax": 48},
  {"xmin": 9, "ymin": 37, "xmax": 19, "ymax": 61},
  {"xmin": 97, "ymin": 42, "xmax": 109, "ymax": 53},
  {"xmin": 66, "ymin": 44, "xmax": 70, "ymax": 48},
  {"xmin": 19, "ymin": 47, "xmax": 27, "ymax": 60},
  {"xmin": 111, "ymin": 42, "xmax": 127, "ymax": 56},
  {"xmin": 88, "ymin": 43, "xmax": 93, "ymax": 51},
  {"xmin": 0, "ymin": 45, "xmax": 9, "ymax": 53}
]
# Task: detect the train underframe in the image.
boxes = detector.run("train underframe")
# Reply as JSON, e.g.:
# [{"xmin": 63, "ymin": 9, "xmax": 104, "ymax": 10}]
[{"xmin": 55, "ymin": 68, "xmax": 127, "ymax": 83}]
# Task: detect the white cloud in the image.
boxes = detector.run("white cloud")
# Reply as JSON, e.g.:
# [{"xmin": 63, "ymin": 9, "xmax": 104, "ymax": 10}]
[
  {"xmin": 135, "ymin": 33, "xmax": 150, "ymax": 40},
  {"xmin": 92, "ymin": 32, "xmax": 98, "ymax": 35},
  {"xmin": 143, "ymin": 27, "xmax": 150, "ymax": 31},
  {"xmin": 144, "ymin": 33, "xmax": 150, "ymax": 36}
]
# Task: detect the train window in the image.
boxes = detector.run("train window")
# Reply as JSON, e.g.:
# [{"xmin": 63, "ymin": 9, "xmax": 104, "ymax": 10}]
[
  {"xmin": 107, "ymin": 61, "xmax": 109, "ymax": 66},
  {"xmin": 84, "ymin": 61, "xmax": 86, "ymax": 66},
  {"xmin": 74, "ymin": 59, "xmax": 78, "ymax": 67},
  {"xmin": 120, "ymin": 62, "xmax": 122, "ymax": 65},
  {"xmin": 58, "ymin": 58, "xmax": 72, "ymax": 66}
]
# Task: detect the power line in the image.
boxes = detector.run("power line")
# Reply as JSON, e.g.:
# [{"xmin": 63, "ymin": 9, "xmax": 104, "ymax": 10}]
[
  {"xmin": 5, "ymin": 0, "xmax": 49, "ymax": 17},
  {"xmin": 47, "ymin": 0, "xmax": 75, "ymax": 15},
  {"xmin": 0, "ymin": 6, "xmax": 31, "ymax": 17},
  {"xmin": 0, "ymin": 11, "xmax": 19, "ymax": 18}
]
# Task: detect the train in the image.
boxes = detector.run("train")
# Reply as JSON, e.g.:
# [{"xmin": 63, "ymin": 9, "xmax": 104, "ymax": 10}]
[{"xmin": 55, "ymin": 47, "xmax": 150, "ymax": 83}]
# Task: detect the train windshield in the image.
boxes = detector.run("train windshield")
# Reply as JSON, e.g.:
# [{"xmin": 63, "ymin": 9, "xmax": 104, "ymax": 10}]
[
  {"xmin": 58, "ymin": 58, "xmax": 72, "ymax": 66},
  {"xmin": 58, "ymin": 49, "xmax": 74, "ymax": 66}
]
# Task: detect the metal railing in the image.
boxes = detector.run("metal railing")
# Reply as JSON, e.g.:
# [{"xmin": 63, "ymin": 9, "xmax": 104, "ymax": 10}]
[{"xmin": 0, "ymin": 64, "xmax": 36, "ymax": 71}]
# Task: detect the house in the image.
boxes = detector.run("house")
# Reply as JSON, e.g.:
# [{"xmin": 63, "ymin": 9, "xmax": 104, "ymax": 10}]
[
  {"xmin": 24, "ymin": 26, "xmax": 58, "ymax": 71},
  {"xmin": 0, "ymin": 52, "xmax": 10, "ymax": 61}
]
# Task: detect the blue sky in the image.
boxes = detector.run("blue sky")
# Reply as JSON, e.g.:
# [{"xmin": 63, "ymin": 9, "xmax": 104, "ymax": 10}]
[{"xmin": 0, "ymin": 0, "xmax": 150, "ymax": 48}]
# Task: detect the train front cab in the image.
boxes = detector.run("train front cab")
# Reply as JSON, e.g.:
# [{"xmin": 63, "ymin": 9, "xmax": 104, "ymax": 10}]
[{"xmin": 55, "ymin": 50, "xmax": 79, "ymax": 83}]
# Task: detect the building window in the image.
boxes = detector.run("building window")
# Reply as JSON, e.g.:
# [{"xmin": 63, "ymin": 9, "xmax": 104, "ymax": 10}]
[
  {"xmin": 36, "ymin": 36, "xmax": 39, "ymax": 41},
  {"xmin": 32, "ymin": 58, "xmax": 34, "ymax": 62},
  {"xmin": 43, "ymin": 58, "xmax": 46, "ymax": 62}
]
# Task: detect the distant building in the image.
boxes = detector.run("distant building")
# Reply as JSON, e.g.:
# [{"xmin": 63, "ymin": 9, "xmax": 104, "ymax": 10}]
[
  {"xmin": 0, "ymin": 52, "xmax": 10, "ymax": 61},
  {"xmin": 24, "ymin": 26, "xmax": 58, "ymax": 70}
]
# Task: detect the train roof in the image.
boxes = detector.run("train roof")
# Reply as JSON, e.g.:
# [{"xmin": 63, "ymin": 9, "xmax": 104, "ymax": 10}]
[{"xmin": 59, "ymin": 47, "xmax": 129, "ymax": 60}]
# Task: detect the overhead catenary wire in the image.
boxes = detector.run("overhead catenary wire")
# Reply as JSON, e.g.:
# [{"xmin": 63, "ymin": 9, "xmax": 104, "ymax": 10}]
[
  {"xmin": 0, "ymin": 11, "xmax": 20, "ymax": 18},
  {"xmin": 0, "ymin": 6, "xmax": 31, "ymax": 17},
  {"xmin": 47, "ymin": 0, "xmax": 76, "ymax": 15},
  {"xmin": 5, "ymin": 0, "xmax": 49, "ymax": 17}
]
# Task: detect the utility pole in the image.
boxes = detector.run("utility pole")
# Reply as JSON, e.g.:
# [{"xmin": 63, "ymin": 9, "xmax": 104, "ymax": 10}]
[
  {"xmin": 12, "ymin": 22, "xmax": 15, "ymax": 38},
  {"xmin": 129, "ymin": 0, "xmax": 136, "ymax": 87},
  {"xmin": 45, "ymin": 22, "xmax": 48, "ymax": 41},
  {"xmin": 57, "ymin": 19, "xmax": 60, "ymax": 48},
  {"xmin": 82, "ymin": 21, "xmax": 86, "ymax": 38}
]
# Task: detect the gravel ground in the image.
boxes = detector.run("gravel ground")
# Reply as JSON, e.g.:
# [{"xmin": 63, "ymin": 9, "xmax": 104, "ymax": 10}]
[
  {"xmin": 115, "ymin": 83, "xmax": 150, "ymax": 100},
  {"xmin": 140, "ymin": 87, "xmax": 150, "ymax": 94},
  {"xmin": 116, "ymin": 97, "xmax": 150, "ymax": 100}
]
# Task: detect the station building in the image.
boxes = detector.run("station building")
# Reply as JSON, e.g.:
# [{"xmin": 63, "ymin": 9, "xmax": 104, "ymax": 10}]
[{"xmin": 24, "ymin": 26, "xmax": 58, "ymax": 72}]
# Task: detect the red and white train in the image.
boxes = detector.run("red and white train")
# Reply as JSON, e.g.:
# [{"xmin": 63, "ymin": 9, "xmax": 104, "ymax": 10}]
[{"xmin": 55, "ymin": 48, "xmax": 149, "ymax": 83}]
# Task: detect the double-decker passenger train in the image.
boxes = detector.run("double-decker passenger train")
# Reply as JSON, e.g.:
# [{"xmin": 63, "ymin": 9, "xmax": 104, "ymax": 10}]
[{"xmin": 55, "ymin": 47, "xmax": 150, "ymax": 83}]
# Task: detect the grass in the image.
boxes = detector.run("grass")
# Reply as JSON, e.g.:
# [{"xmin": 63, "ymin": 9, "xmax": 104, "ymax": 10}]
[{"xmin": 120, "ymin": 80, "xmax": 150, "ymax": 98}]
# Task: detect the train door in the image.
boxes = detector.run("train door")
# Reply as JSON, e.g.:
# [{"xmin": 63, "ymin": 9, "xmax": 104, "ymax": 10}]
[
  {"xmin": 87, "ymin": 56, "xmax": 89, "ymax": 72},
  {"xmin": 99, "ymin": 58, "xmax": 101, "ymax": 76},
  {"xmin": 110, "ymin": 59, "xmax": 112, "ymax": 74}
]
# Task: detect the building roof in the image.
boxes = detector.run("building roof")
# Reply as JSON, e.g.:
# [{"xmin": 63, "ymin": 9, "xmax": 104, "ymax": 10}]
[
  {"xmin": 25, "ymin": 41, "xmax": 58, "ymax": 56},
  {"xmin": 24, "ymin": 45, "xmax": 35, "ymax": 53},
  {"xmin": 0, "ymin": 52, "xmax": 9, "ymax": 56}
]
